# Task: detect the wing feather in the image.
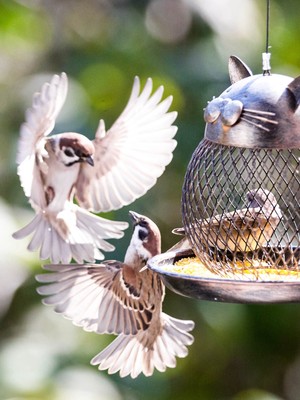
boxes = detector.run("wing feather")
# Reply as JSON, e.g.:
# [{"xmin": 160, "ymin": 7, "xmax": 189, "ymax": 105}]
[
  {"xmin": 36, "ymin": 262, "xmax": 154, "ymax": 335},
  {"xmin": 16, "ymin": 73, "xmax": 68, "ymax": 204},
  {"xmin": 75, "ymin": 76, "xmax": 177, "ymax": 212}
]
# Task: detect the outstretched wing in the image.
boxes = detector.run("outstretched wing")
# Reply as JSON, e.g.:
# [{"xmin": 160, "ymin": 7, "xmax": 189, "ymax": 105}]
[
  {"xmin": 75, "ymin": 76, "xmax": 177, "ymax": 212},
  {"xmin": 16, "ymin": 73, "xmax": 68, "ymax": 206},
  {"xmin": 36, "ymin": 262, "xmax": 156, "ymax": 335}
]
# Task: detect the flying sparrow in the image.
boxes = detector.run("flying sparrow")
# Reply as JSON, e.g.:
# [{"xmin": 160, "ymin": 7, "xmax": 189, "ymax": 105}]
[
  {"xmin": 36, "ymin": 211, "xmax": 195, "ymax": 378},
  {"xmin": 13, "ymin": 73, "xmax": 177, "ymax": 263},
  {"xmin": 174, "ymin": 188, "xmax": 282, "ymax": 253}
]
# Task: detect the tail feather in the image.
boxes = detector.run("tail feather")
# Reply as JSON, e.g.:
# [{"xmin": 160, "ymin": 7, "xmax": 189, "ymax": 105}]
[
  {"xmin": 91, "ymin": 313, "xmax": 195, "ymax": 378},
  {"xmin": 12, "ymin": 206, "xmax": 128, "ymax": 263},
  {"xmin": 76, "ymin": 208, "xmax": 128, "ymax": 240},
  {"xmin": 40, "ymin": 225, "xmax": 52, "ymax": 260},
  {"xmin": 167, "ymin": 314, "xmax": 195, "ymax": 332},
  {"xmin": 12, "ymin": 213, "xmax": 41, "ymax": 239},
  {"xmin": 152, "ymin": 338, "xmax": 167, "ymax": 373},
  {"xmin": 126, "ymin": 342, "xmax": 146, "ymax": 379},
  {"xmin": 50, "ymin": 226, "xmax": 63, "ymax": 262},
  {"xmin": 26, "ymin": 215, "xmax": 47, "ymax": 251}
]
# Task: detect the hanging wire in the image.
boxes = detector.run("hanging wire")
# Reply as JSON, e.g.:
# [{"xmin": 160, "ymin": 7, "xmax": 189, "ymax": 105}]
[
  {"xmin": 266, "ymin": 0, "xmax": 270, "ymax": 54},
  {"xmin": 263, "ymin": 0, "xmax": 271, "ymax": 75}
]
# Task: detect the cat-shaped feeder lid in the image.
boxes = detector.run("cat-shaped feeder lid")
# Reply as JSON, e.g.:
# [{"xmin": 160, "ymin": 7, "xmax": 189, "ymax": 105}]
[{"xmin": 204, "ymin": 55, "xmax": 300, "ymax": 148}]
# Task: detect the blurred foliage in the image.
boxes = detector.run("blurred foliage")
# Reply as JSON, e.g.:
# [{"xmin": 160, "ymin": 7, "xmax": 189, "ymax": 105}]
[{"xmin": 2, "ymin": 0, "xmax": 300, "ymax": 399}]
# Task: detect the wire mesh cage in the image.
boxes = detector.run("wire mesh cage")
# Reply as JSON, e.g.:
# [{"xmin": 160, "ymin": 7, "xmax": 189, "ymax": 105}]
[{"xmin": 181, "ymin": 56, "xmax": 300, "ymax": 276}]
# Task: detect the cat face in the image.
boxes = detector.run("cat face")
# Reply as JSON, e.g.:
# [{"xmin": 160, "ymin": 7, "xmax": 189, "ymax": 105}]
[{"xmin": 203, "ymin": 56, "xmax": 300, "ymax": 149}]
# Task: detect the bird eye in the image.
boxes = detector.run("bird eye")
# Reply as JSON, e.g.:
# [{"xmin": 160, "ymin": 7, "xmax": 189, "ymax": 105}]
[
  {"xmin": 138, "ymin": 227, "xmax": 148, "ymax": 241},
  {"xmin": 64, "ymin": 148, "xmax": 74, "ymax": 157},
  {"xmin": 139, "ymin": 220, "xmax": 149, "ymax": 228}
]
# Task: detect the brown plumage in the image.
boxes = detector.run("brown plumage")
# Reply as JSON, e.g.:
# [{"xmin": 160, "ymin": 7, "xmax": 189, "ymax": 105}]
[
  {"xmin": 174, "ymin": 188, "xmax": 282, "ymax": 252},
  {"xmin": 36, "ymin": 211, "xmax": 194, "ymax": 378}
]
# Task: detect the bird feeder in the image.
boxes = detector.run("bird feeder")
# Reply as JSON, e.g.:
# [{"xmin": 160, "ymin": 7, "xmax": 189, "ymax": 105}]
[{"xmin": 148, "ymin": 55, "xmax": 300, "ymax": 304}]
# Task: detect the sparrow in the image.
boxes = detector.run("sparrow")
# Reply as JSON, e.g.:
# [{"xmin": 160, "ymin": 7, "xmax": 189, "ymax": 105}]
[
  {"xmin": 174, "ymin": 188, "xmax": 282, "ymax": 253},
  {"xmin": 36, "ymin": 211, "xmax": 195, "ymax": 378},
  {"xmin": 13, "ymin": 73, "xmax": 177, "ymax": 263}
]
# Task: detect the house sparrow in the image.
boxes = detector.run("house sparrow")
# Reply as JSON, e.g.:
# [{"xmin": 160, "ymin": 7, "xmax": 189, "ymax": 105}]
[
  {"xmin": 174, "ymin": 188, "xmax": 282, "ymax": 253},
  {"xmin": 36, "ymin": 211, "xmax": 195, "ymax": 378},
  {"xmin": 13, "ymin": 73, "xmax": 177, "ymax": 263}
]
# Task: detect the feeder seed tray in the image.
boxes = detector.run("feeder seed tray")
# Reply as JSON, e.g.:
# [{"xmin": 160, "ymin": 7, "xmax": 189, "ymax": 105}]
[{"xmin": 148, "ymin": 247, "xmax": 300, "ymax": 304}]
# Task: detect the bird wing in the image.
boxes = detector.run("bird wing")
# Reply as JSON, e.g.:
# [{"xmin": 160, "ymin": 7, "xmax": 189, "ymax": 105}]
[
  {"xmin": 16, "ymin": 73, "xmax": 68, "ymax": 207},
  {"xmin": 36, "ymin": 261, "xmax": 159, "ymax": 335},
  {"xmin": 205, "ymin": 207, "xmax": 264, "ymax": 230},
  {"xmin": 75, "ymin": 76, "xmax": 177, "ymax": 212},
  {"xmin": 172, "ymin": 207, "xmax": 263, "ymax": 235}
]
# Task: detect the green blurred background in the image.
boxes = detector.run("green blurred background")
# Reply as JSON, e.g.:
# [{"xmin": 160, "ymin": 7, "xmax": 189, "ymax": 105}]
[{"xmin": 2, "ymin": 0, "xmax": 300, "ymax": 399}]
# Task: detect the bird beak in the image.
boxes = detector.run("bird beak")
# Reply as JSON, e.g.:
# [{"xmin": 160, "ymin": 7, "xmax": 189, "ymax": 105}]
[
  {"xmin": 172, "ymin": 227, "xmax": 186, "ymax": 236},
  {"xmin": 129, "ymin": 210, "xmax": 142, "ymax": 225},
  {"xmin": 85, "ymin": 155, "xmax": 94, "ymax": 166}
]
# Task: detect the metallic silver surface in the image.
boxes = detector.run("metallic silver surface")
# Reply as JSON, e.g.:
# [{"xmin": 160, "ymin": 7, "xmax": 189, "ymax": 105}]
[
  {"xmin": 148, "ymin": 249, "xmax": 300, "ymax": 304},
  {"xmin": 204, "ymin": 56, "xmax": 300, "ymax": 148}
]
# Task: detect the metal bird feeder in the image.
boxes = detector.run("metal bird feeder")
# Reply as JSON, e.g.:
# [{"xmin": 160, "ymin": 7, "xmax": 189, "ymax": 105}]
[
  {"xmin": 148, "ymin": 55, "xmax": 300, "ymax": 304},
  {"xmin": 182, "ymin": 55, "xmax": 300, "ymax": 275}
]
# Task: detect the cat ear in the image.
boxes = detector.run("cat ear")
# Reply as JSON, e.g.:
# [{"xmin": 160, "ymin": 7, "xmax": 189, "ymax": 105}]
[
  {"xmin": 228, "ymin": 55, "xmax": 253, "ymax": 84},
  {"xmin": 287, "ymin": 76, "xmax": 300, "ymax": 111}
]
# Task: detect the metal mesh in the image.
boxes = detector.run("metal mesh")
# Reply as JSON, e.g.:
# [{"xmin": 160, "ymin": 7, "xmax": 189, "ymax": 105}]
[{"xmin": 182, "ymin": 138, "xmax": 300, "ymax": 276}]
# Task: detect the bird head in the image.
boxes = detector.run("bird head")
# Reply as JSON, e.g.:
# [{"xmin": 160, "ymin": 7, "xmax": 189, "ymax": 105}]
[
  {"xmin": 246, "ymin": 188, "xmax": 281, "ymax": 217},
  {"xmin": 55, "ymin": 132, "xmax": 95, "ymax": 167},
  {"xmin": 125, "ymin": 211, "xmax": 161, "ymax": 264}
]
